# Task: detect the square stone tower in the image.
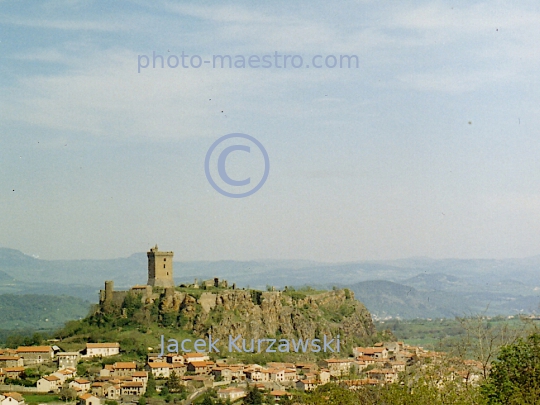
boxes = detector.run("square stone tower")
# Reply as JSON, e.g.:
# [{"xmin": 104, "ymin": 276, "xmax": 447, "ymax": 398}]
[{"xmin": 147, "ymin": 245, "xmax": 174, "ymax": 287}]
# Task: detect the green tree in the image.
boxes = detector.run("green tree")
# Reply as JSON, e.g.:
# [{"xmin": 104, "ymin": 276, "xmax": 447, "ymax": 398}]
[
  {"xmin": 59, "ymin": 387, "xmax": 78, "ymax": 402},
  {"xmin": 200, "ymin": 394, "xmax": 214, "ymax": 405},
  {"xmin": 244, "ymin": 384, "xmax": 263, "ymax": 405},
  {"xmin": 166, "ymin": 370, "xmax": 183, "ymax": 393},
  {"xmin": 145, "ymin": 372, "xmax": 157, "ymax": 397},
  {"xmin": 482, "ymin": 333, "xmax": 540, "ymax": 404}
]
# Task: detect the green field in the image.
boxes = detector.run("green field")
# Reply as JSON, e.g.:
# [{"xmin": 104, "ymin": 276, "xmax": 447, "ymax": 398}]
[
  {"xmin": 22, "ymin": 394, "xmax": 60, "ymax": 404},
  {"xmin": 375, "ymin": 315, "xmax": 538, "ymax": 352}
]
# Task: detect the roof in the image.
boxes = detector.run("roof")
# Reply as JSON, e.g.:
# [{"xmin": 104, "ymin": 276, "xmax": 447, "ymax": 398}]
[
  {"xmin": 4, "ymin": 393, "xmax": 23, "ymax": 401},
  {"xmin": 0, "ymin": 356, "xmax": 20, "ymax": 361},
  {"xmin": 80, "ymin": 393, "xmax": 96, "ymax": 400},
  {"xmin": 147, "ymin": 362, "xmax": 171, "ymax": 368},
  {"xmin": 325, "ymin": 358, "xmax": 353, "ymax": 363},
  {"xmin": 86, "ymin": 343, "xmax": 120, "ymax": 348},
  {"xmin": 74, "ymin": 378, "xmax": 91, "ymax": 384},
  {"xmin": 121, "ymin": 381, "xmax": 144, "ymax": 387},
  {"xmin": 183, "ymin": 353, "xmax": 206, "ymax": 358},
  {"xmin": 58, "ymin": 369, "xmax": 76, "ymax": 375},
  {"xmin": 44, "ymin": 375, "xmax": 61, "ymax": 381},
  {"xmin": 218, "ymin": 387, "xmax": 244, "ymax": 394},
  {"xmin": 15, "ymin": 346, "xmax": 52, "ymax": 353},
  {"xmin": 114, "ymin": 362, "xmax": 136, "ymax": 369},
  {"xmin": 270, "ymin": 390, "xmax": 288, "ymax": 396},
  {"xmin": 188, "ymin": 361, "xmax": 209, "ymax": 367},
  {"xmin": 355, "ymin": 347, "xmax": 386, "ymax": 354},
  {"xmin": 133, "ymin": 371, "xmax": 148, "ymax": 377}
]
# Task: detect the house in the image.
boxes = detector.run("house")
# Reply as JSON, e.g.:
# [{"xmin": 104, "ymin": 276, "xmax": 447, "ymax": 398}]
[
  {"xmin": 265, "ymin": 368, "xmax": 285, "ymax": 382},
  {"xmin": 79, "ymin": 393, "xmax": 100, "ymax": 405},
  {"xmin": 1, "ymin": 393, "xmax": 24, "ymax": 405},
  {"xmin": 0, "ymin": 370, "xmax": 5, "ymax": 384},
  {"xmin": 295, "ymin": 362, "xmax": 318, "ymax": 374},
  {"xmin": 104, "ymin": 384, "xmax": 120, "ymax": 400},
  {"xmin": 132, "ymin": 371, "xmax": 149, "ymax": 387},
  {"xmin": 36, "ymin": 375, "xmax": 61, "ymax": 392},
  {"xmin": 15, "ymin": 346, "xmax": 54, "ymax": 365},
  {"xmin": 244, "ymin": 365, "xmax": 266, "ymax": 382},
  {"xmin": 0, "ymin": 356, "xmax": 23, "ymax": 368},
  {"xmin": 165, "ymin": 353, "xmax": 184, "ymax": 364},
  {"xmin": 186, "ymin": 361, "xmax": 212, "ymax": 374},
  {"xmin": 353, "ymin": 347, "xmax": 389, "ymax": 359},
  {"xmin": 212, "ymin": 366, "xmax": 245, "ymax": 382},
  {"xmin": 366, "ymin": 368, "xmax": 398, "ymax": 384},
  {"xmin": 111, "ymin": 362, "xmax": 137, "ymax": 377},
  {"xmin": 341, "ymin": 379, "xmax": 379, "ymax": 390},
  {"xmin": 120, "ymin": 381, "xmax": 146, "ymax": 396},
  {"xmin": 2, "ymin": 367, "xmax": 25, "ymax": 379},
  {"xmin": 323, "ymin": 358, "xmax": 355, "ymax": 377},
  {"xmin": 99, "ymin": 365, "xmax": 114, "ymax": 377},
  {"xmin": 283, "ymin": 368, "xmax": 297, "ymax": 381},
  {"xmin": 146, "ymin": 353, "xmax": 163, "ymax": 363},
  {"xmin": 69, "ymin": 378, "xmax": 91, "ymax": 393},
  {"xmin": 84, "ymin": 343, "xmax": 120, "ymax": 358},
  {"xmin": 319, "ymin": 369, "xmax": 331, "ymax": 384},
  {"xmin": 57, "ymin": 352, "xmax": 80, "ymax": 369},
  {"xmin": 52, "ymin": 367, "xmax": 77, "ymax": 382},
  {"xmin": 217, "ymin": 387, "xmax": 246, "ymax": 401},
  {"xmin": 270, "ymin": 390, "xmax": 292, "ymax": 402},
  {"xmin": 90, "ymin": 382, "xmax": 108, "ymax": 397},
  {"xmin": 182, "ymin": 352, "xmax": 209, "ymax": 362},
  {"xmin": 296, "ymin": 379, "xmax": 319, "ymax": 391},
  {"xmin": 145, "ymin": 362, "xmax": 172, "ymax": 379}
]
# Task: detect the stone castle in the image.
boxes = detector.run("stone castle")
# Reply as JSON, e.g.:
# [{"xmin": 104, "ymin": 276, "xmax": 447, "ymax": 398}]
[
  {"xmin": 99, "ymin": 245, "xmax": 229, "ymax": 307},
  {"xmin": 99, "ymin": 245, "xmax": 172, "ymax": 307},
  {"xmin": 147, "ymin": 245, "xmax": 174, "ymax": 287},
  {"xmin": 97, "ymin": 245, "xmax": 376, "ymax": 345}
]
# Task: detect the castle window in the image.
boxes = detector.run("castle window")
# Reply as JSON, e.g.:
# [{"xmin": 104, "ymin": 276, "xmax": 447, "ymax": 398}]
[
  {"xmin": 163, "ymin": 264, "xmax": 166, "ymax": 268},
  {"xmin": 164, "ymin": 258, "xmax": 166, "ymax": 261}
]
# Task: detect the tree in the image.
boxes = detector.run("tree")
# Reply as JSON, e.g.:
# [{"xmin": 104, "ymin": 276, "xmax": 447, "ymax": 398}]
[
  {"xmin": 145, "ymin": 372, "xmax": 156, "ymax": 397},
  {"xmin": 455, "ymin": 314, "xmax": 527, "ymax": 378},
  {"xmin": 59, "ymin": 387, "xmax": 78, "ymax": 402},
  {"xmin": 200, "ymin": 394, "xmax": 214, "ymax": 405},
  {"xmin": 244, "ymin": 384, "xmax": 263, "ymax": 405},
  {"xmin": 482, "ymin": 333, "xmax": 540, "ymax": 404},
  {"xmin": 138, "ymin": 397, "xmax": 146, "ymax": 405},
  {"xmin": 166, "ymin": 370, "xmax": 183, "ymax": 393}
]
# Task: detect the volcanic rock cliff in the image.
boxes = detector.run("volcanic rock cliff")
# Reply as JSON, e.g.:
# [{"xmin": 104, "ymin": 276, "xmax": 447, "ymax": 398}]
[{"xmin": 98, "ymin": 285, "xmax": 377, "ymax": 347}]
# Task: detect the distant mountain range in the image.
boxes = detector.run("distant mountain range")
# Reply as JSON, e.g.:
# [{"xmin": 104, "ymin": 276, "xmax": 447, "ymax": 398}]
[{"xmin": 1, "ymin": 247, "xmax": 540, "ymax": 319}]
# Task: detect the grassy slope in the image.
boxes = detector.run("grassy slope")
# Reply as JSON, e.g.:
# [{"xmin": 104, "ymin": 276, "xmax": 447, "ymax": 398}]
[{"xmin": 0, "ymin": 294, "xmax": 91, "ymax": 329}]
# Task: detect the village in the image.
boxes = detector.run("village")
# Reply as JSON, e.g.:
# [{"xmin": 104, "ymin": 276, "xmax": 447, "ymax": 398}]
[
  {"xmin": 0, "ymin": 338, "xmax": 485, "ymax": 405},
  {"xmin": 0, "ymin": 248, "xmax": 486, "ymax": 404}
]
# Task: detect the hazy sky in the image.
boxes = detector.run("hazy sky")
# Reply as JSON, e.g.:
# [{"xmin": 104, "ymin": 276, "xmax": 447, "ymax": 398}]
[{"xmin": 2, "ymin": 1, "xmax": 540, "ymax": 261}]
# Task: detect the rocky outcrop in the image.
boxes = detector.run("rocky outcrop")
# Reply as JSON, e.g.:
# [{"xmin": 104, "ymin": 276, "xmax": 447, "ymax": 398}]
[
  {"xmin": 98, "ymin": 284, "xmax": 376, "ymax": 348},
  {"xmin": 157, "ymin": 288, "xmax": 376, "ymax": 346}
]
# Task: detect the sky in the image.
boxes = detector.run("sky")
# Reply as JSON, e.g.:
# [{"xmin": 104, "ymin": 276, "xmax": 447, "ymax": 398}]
[{"xmin": 1, "ymin": 0, "xmax": 540, "ymax": 261}]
